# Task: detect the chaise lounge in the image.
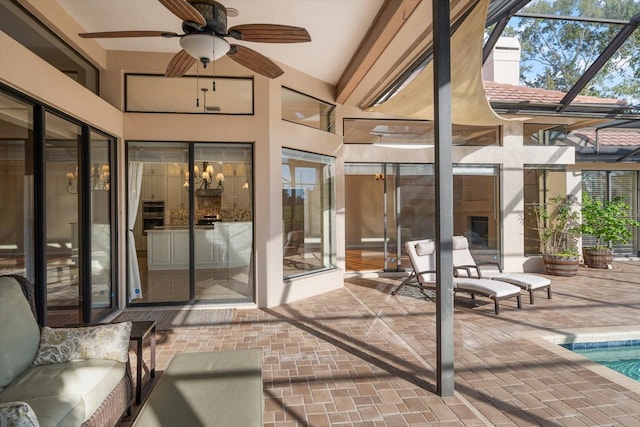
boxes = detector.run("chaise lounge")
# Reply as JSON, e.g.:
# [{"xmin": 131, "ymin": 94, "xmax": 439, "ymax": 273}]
[
  {"xmin": 392, "ymin": 239, "xmax": 522, "ymax": 315},
  {"xmin": 452, "ymin": 235, "xmax": 552, "ymax": 304}
]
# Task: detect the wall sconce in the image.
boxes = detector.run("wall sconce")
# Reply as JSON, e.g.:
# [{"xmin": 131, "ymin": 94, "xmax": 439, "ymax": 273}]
[
  {"xmin": 242, "ymin": 180, "xmax": 249, "ymax": 189},
  {"xmin": 374, "ymin": 173, "xmax": 385, "ymax": 181}
]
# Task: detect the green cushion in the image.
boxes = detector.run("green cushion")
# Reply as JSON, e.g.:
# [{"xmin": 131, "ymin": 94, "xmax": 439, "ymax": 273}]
[
  {"xmin": 0, "ymin": 277, "xmax": 40, "ymax": 389},
  {"xmin": 133, "ymin": 350, "xmax": 263, "ymax": 427},
  {"xmin": 0, "ymin": 360, "xmax": 126, "ymax": 427}
]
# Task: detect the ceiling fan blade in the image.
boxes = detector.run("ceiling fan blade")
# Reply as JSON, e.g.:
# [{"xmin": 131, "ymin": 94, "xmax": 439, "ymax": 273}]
[
  {"xmin": 79, "ymin": 30, "xmax": 178, "ymax": 38},
  {"xmin": 166, "ymin": 50, "xmax": 196, "ymax": 77},
  {"xmin": 227, "ymin": 45, "xmax": 283, "ymax": 79},
  {"xmin": 227, "ymin": 24, "xmax": 311, "ymax": 43},
  {"xmin": 159, "ymin": 0, "xmax": 206, "ymax": 27}
]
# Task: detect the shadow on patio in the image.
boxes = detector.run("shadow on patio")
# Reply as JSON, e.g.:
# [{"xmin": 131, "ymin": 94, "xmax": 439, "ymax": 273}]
[{"xmin": 122, "ymin": 260, "xmax": 640, "ymax": 426}]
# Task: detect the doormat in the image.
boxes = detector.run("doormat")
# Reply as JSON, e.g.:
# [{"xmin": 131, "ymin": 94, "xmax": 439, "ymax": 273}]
[{"xmin": 115, "ymin": 308, "xmax": 234, "ymax": 331}]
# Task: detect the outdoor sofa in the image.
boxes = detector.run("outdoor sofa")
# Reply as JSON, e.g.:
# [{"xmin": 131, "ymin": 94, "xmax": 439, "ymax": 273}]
[{"xmin": 0, "ymin": 274, "xmax": 133, "ymax": 427}]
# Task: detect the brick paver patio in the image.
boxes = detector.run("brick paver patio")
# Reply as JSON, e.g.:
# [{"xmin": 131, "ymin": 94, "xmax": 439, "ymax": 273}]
[{"xmin": 124, "ymin": 260, "xmax": 640, "ymax": 426}]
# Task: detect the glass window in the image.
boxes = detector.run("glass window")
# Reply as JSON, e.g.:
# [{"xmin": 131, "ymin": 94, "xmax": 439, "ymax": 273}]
[
  {"xmin": 582, "ymin": 170, "xmax": 638, "ymax": 256},
  {"xmin": 126, "ymin": 75, "xmax": 254, "ymax": 114},
  {"xmin": 45, "ymin": 112, "xmax": 81, "ymax": 325},
  {"xmin": 89, "ymin": 130, "xmax": 114, "ymax": 320},
  {"xmin": 0, "ymin": 1, "xmax": 98, "ymax": 93},
  {"xmin": 0, "ymin": 91, "xmax": 34, "ymax": 282},
  {"xmin": 282, "ymin": 87, "xmax": 335, "ymax": 132},
  {"xmin": 282, "ymin": 148, "xmax": 336, "ymax": 278},
  {"xmin": 523, "ymin": 166, "xmax": 567, "ymax": 255},
  {"xmin": 523, "ymin": 123, "xmax": 568, "ymax": 146}
]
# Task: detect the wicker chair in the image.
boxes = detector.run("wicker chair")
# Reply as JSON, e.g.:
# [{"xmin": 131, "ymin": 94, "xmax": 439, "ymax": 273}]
[{"xmin": 0, "ymin": 274, "xmax": 133, "ymax": 427}]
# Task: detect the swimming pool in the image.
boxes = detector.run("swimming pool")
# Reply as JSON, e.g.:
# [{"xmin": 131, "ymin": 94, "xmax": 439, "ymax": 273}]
[{"xmin": 562, "ymin": 340, "xmax": 640, "ymax": 382}]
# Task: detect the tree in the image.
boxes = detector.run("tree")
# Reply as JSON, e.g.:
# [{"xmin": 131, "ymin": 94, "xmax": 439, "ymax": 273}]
[{"xmin": 509, "ymin": 0, "xmax": 640, "ymax": 102}]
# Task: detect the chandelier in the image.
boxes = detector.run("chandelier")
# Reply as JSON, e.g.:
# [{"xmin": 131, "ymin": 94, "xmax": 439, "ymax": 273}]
[
  {"xmin": 66, "ymin": 164, "xmax": 110, "ymax": 194},
  {"xmin": 183, "ymin": 161, "xmax": 224, "ymax": 193}
]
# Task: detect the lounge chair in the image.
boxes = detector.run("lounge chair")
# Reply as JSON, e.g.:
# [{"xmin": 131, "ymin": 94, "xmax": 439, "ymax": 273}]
[
  {"xmin": 452, "ymin": 235, "xmax": 551, "ymax": 304},
  {"xmin": 392, "ymin": 239, "xmax": 522, "ymax": 315}
]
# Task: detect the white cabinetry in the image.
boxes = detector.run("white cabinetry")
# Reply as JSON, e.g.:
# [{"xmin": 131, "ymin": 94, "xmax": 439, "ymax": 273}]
[
  {"xmin": 167, "ymin": 164, "xmax": 188, "ymax": 209},
  {"xmin": 146, "ymin": 223, "xmax": 251, "ymax": 270},
  {"xmin": 167, "ymin": 176, "xmax": 188, "ymax": 209},
  {"xmin": 147, "ymin": 231, "xmax": 171, "ymax": 267},
  {"xmin": 172, "ymin": 231, "xmax": 189, "ymax": 264},
  {"xmin": 221, "ymin": 176, "xmax": 250, "ymax": 209},
  {"xmin": 142, "ymin": 163, "xmax": 166, "ymax": 200},
  {"xmin": 194, "ymin": 229, "xmax": 216, "ymax": 266}
]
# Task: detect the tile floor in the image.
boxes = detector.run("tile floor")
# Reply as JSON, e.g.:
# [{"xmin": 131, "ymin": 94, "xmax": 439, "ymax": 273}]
[{"xmin": 123, "ymin": 260, "xmax": 640, "ymax": 426}]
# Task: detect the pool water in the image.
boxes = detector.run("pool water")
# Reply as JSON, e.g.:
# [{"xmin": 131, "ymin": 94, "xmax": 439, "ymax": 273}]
[{"xmin": 562, "ymin": 340, "xmax": 640, "ymax": 382}]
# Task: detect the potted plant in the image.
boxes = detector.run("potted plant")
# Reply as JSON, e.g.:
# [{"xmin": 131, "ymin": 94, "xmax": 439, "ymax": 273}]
[
  {"xmin": 531, "ymin": 195, "xmax": 581, "ymax": 276},
  {"xmin": 579, "ymin": 193, "xmax": 640, "ymax": 269}
]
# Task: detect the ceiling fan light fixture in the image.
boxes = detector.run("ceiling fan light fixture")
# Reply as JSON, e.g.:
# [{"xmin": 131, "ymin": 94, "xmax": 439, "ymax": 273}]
[{"xmin": 180, "ymin": 34, "xmax": 230, "ymax": 64}]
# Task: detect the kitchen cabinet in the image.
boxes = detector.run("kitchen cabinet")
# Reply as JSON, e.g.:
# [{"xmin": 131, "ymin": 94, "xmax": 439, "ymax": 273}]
[
  {"xmin": 146, "ymin": 223, "xmax": 251, "ymax": 270},
  {"xmin": 147, "ymin": 230, "xmax": 171, "ymax": 266},
  {"xmin": 221, "ymin": 176, "xmax": 250, "ymax": 209},
  {"xmin": 167, "ymin": 176, "xmax": 188, "ymax": 209},
  {"xmin": 142, "ymin": 163, "xmax": 166, "ymax": 200}
]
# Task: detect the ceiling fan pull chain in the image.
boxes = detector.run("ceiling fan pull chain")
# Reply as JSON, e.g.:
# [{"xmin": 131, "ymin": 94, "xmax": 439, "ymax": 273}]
[
  {"xmin": 196, "ymin": 60, "xmax": 200, "ymax": 107},
  {"xmin": 212, "ymin": 37, "xmax": 216, "ymax": 92}
]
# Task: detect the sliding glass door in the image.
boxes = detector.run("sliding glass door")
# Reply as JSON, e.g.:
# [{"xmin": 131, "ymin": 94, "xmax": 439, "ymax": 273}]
[
  {"xmin": 0, "ymin": 88, "xmax": 117, "ymax": 326},
  {"xmin": 127, "ymin": 141, "xmax": 254, "ymax": 305},
  {"xmin": 345, "ymin": 163, "xmax": 501, "ymax": 272}
]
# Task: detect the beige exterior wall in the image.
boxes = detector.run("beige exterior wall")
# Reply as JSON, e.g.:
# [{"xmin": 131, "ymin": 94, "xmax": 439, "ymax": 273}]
[{"xmin": 1, "ymin": 30, "xmax": 346, "ymax": 308}]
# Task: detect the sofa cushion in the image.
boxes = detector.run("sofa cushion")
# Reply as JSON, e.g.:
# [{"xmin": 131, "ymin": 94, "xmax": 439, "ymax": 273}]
[
  {"xmin": 0, "ymin": 277, "xmax": 40, "ymax": 390},
  {"xmin": 0, "ymin": 360, "xmax": 126, "ymax": 427},
  {"xmin": 32, "ymin": 322, "xmax": 132, "ymax": 366},
  {"xmin": 0, "ymin": 401, "xmax": 40, "ymax": 427}
]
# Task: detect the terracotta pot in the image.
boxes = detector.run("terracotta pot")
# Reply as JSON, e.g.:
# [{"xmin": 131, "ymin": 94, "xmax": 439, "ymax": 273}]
[
  {"xmin": 543, "ymin": 254, "xmax": 579, "ymax": 277},
  {"xmin": 582, "ymin": 247, "xmax": 612, "ymax": 269}
]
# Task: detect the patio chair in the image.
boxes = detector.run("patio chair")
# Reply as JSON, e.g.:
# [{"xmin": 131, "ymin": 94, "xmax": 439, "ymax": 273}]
[
  {"xmin": 392, "ymin": 239, "xmax": 522, "ymax": 315},
  {"xmin": 452, "ymin": 235, "xmax": 551, "ymax": 304}
]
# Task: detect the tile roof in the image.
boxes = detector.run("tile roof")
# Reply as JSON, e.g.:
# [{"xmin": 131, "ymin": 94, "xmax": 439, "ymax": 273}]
[
  {"xmin": 483, "ymin": 81, "xmax": 639, "ymax": 147},
  {"xmin": 571, "ymin": 129, "xmax": 640, "ymax": 147},
  {"xmin": 484, "ymin": 81, "xmax": 627, "ymax": 105}
]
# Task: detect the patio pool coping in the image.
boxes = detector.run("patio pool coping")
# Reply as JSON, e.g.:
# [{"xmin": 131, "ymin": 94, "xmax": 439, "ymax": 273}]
[{"xmin": 524, "ymin": 325, "xmax": 640, "ymax": 395}]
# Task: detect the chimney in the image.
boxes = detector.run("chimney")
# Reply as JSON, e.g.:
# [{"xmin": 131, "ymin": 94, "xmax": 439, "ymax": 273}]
[{"xmin": 482, "ymin": 36, "xmax": 521, "ymax": 85}]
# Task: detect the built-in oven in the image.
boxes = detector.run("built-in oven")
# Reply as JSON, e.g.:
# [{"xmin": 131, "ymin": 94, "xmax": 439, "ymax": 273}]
[{"xmin": 142, "ymin": 200, "xmax": 165, "ymax": 235}]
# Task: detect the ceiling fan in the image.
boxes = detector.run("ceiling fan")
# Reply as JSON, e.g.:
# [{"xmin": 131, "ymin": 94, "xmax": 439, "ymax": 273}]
[{"xmin": 79, "ymin": 0, "xmax": 311, "ymax": 79}]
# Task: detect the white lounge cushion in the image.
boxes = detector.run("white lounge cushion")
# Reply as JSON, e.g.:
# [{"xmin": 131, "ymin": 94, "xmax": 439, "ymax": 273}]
[
  {"xmin": 493, "ymin": 273, "xmax": 550, "ymax": 290},
  {"xmin": 415, "ymin": 241, "xmax": 435, "ymax": 256},
  {"xmin": 0, "ymin": 360, "xmax": 126, "ymax": 427},
  {"xmin": 454, "ymin": 278, "xmax": 521, "ymax": 298}
]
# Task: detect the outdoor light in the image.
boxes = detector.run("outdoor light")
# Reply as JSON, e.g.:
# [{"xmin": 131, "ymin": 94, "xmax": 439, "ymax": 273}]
[{"xmin": 179, "ymin": 34, "xmax": 230, "ymax": 67}]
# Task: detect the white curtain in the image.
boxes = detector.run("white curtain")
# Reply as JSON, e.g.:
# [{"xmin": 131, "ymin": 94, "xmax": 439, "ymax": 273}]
[{"xmin": 127, "ymin": 162, "xmax": 144, "ymax": 300}]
